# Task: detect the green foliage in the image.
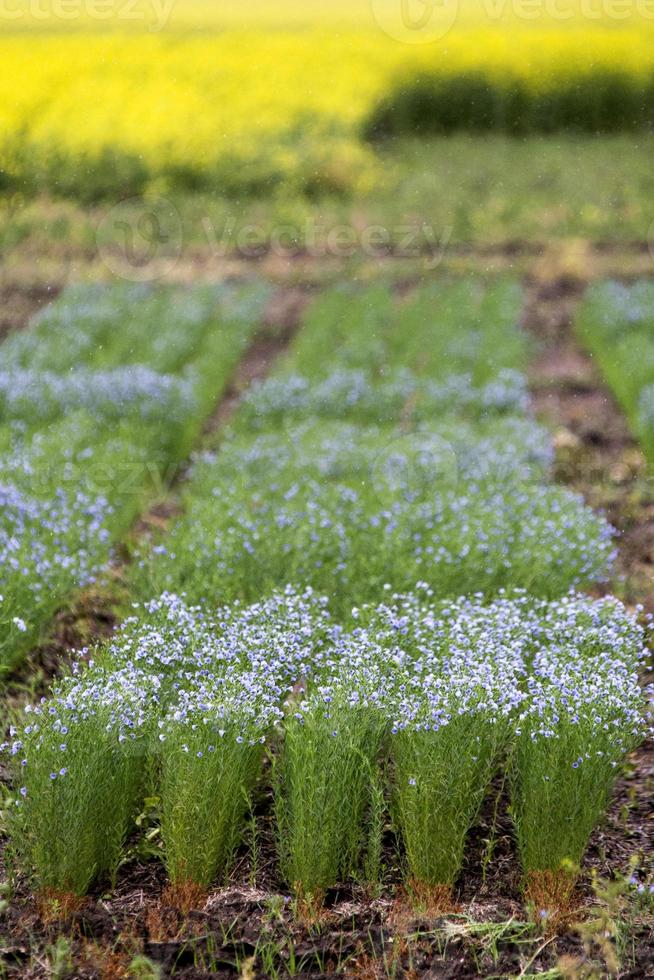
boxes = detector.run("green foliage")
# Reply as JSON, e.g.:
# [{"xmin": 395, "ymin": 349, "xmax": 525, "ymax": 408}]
[
  {"xmin": 135, "ymin": 279, "xmax": 611, "ymax": 614},
  {"xmin": 511, "ymin": 718, "xmax": 638, "ymax": 875},
  {"xmin": 8, "ymin": 666, "xmax": 152, "ymax": 894},
  {"xmin": 135, "ymin": 472, "xmax": 613, "ymax": 617},
  {"xmin": 510, "ymin": 598, "xmax": 647, "ymax": 875},
  {"xmin": 577, "ymin": 281, "xmax": 654, "ymax": 469},
  {"xmin": 276, "ymin": 702, "xmax": 386, "ymax": 897},
  {"xmin": 5, "ymin": 272, "xmax": 645, "ymax": 912},
  {"xmin": 391, "ymin": 720, "xmax": 506, "ymax": 887},
  {"xmin": 276, "ymin": 279, "xmax": 526, "ymax": 383},
  {"xmin": 0, "ymin": 281, "xmax": 270, "ymax": 675},
  {"xmin": 363, "ymin": 70, "xmax": 654, "ymax": 140},
  {"xmin": 159, "ymin": 730, "xmax": 263, "ymax": 888}
]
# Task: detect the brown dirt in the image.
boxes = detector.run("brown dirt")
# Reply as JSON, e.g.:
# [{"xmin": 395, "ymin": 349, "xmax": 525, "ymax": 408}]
[
  {"xmin": 0, "ymin": 283, "xmax": 61, "ymax": 339},
  {"xmin": 2, "ymin": 773, "xmax": 651, "ymax": 980},
  {"xmin": 524, "ymin": 273, "xmax": 654, "ymax": 610},
  {"xmin": 205, "ymin": 286, "xmax": 311, "ymax": 434}
]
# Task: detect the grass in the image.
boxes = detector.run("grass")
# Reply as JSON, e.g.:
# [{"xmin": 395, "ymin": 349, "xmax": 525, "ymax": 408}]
[{"xmin": 2, "ymin": 136, "xmax": 654, "ymax": 272}]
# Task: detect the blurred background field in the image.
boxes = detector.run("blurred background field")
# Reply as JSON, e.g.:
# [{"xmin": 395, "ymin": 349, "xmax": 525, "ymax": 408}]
[{"xmin": 1, "ymin": 0, "xmax": 654, "ymax": 269}]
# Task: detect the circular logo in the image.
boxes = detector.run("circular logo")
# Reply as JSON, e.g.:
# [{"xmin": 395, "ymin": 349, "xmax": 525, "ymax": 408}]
[
  {"xmin": 96, "ymin": 197, "xmax": 183, "ymax": 282},
  {"xmin": 370, "ymin": 430, "xmax": 459, "ymax": 504},
  {"xmin": 370, "ymin": 0, "xmax": 459, "ymax": 43}
]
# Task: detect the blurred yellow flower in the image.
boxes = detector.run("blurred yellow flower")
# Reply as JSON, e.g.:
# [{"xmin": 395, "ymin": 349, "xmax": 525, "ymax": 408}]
[{"xmin": 1, "ymin": 1, "xmax": 652, "ymax": 197}]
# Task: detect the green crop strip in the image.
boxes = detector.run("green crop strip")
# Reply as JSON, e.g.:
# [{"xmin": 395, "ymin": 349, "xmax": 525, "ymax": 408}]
[
  {"xmin": 577, "ymin": 281, "xmax": 654, "ymax": 467},
  {"xmin": 0, "ymin": 281, "xmax": 271, "ymax": 674},
  {"xmin": 133, "ymin": 280, "xmax": 613, "ymax": 613}
]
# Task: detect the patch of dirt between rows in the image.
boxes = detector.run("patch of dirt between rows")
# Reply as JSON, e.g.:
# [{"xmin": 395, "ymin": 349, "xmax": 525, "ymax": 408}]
[
  {"xmin": 523, "ymin": 273, "xmax": 654, "ymax": 610},
  {"xmin": 0, "ymin": 283, "xmax": 61, "ymax": 339}
]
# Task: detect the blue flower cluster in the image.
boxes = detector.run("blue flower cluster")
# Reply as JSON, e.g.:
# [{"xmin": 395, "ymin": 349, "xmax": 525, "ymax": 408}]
[
  {"xmin": 0, "ymin": 366, "xmax": 196, "ymax": 426},
  {"xmin": 4, "ymin": 278, "xmax": 647, "ymax": 896},
  {"xmin": 8, "ymin": 587, "xmax": 648, "ymax": 777},
  {"xmin": 136, "ymin": 280, "xmax": 615, "ymax": 614},
  {"xmin": 201, "ymin": 416, "xmax": 554, "ymax": 493},
  {"xmin": 0, "ymin": 282, "xmax": 270, "ymax": 674},
  {"xmin": 5, "ymin": 586, "xmax": 649, "ymax": 892},
  {"xmin": 0, "ymin": 481, "xmax": 114, "ymax": 673},
  {"xmin": 239, "ymin": 367, "xmax": 529, "ymax": 428}
]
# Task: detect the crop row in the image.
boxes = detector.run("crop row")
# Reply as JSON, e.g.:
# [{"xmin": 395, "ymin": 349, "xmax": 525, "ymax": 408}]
[
  {"xmin": 5, "ymin": 588, "xmax": 648, "ymax": 903},
  {"xmin": 0, "ymin": 282, "xmax": 270, "ymax": 674},
  {"xmin": 4, "ymin": 277, "xmax": 644, "ymax": 911},
  {"xmin": 577, "ymin": 280, "xmax": 654, "ymax": 467},
  {"xmin": 134, "ymin": 280, "xmax": 614, "ymax": 613}
]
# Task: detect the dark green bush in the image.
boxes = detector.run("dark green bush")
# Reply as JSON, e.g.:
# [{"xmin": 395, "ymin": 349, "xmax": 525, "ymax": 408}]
[
  {"xmin": 362, "ymin": 69, "xmax": 654, "ymax": 140},
  {"xmin": 35, "ymin": 147, "xmax": 150, "ymax": 204}
]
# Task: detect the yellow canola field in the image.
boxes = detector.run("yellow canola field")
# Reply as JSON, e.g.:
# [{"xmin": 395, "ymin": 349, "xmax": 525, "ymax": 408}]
[{"xmin": 2, "ymin": 3, "xmax": 654, "ymax": 197}]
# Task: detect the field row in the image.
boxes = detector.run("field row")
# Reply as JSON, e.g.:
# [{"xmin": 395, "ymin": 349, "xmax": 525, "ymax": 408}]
[
  {"xmin": 3, "ymin": 277, "xmax": 650, "ymax": 912},
  {"xmin": 6, "ymin": 589, "xmax": 647, "ymax": 902},
  {"xmin": 0, "ymin": 282, "xmax": 270, "ymax": 674},
  {"xmin": 578, "ymin": 281, "xmax": 654, "ymax": 468},
  {"xmin": 133, "ymin": 282, "xmax": 614, "ymax": 613}
]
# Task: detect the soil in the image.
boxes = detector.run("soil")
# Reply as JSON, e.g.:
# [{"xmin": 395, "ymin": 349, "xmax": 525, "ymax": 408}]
[
  {"xmin": 1, "ymin": 274, "xmax": 653, "ymax": 979},
  {"xmin": 0, "ymin": 283, "xmax": 61, "ymax": 339}
]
